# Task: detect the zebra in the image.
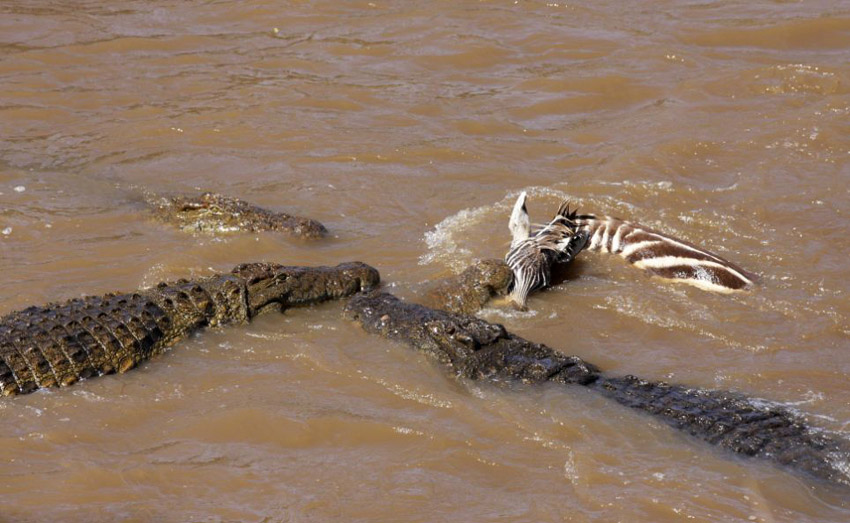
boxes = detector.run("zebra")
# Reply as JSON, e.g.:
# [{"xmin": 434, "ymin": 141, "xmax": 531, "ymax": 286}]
[
  {"xmin": 573, "ymin": 214, "xmax": 757, "ymax": 293},
  {"xmin": 505, "ymin": 192, "xmax": 588, "ymax": 309},
  {"xmin": 504, "ymin": 192, "xmax": 757, "ymax": 308}
]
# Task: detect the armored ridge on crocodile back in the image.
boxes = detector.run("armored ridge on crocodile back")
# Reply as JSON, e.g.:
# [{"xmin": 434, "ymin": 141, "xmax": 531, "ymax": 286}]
[
  {"xmin": 345, "ymin": 291, "xmax": 850, "ymax": 488},
  {"xmin": 0, "ymin": 262, "xmax": 379, "ymax": 396},
  {"xmin": 149, "ymin": 192, "xmax": 329, "ymax": 238}
]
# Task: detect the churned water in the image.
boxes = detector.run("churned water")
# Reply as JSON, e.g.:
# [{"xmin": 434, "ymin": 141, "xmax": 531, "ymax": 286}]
[{"xmin": 1, "ymin": 1, "xmax": 849, "ymax": 521}]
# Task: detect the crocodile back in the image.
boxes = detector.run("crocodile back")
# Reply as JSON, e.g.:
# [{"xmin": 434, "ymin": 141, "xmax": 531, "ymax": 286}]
[{"xmin": 0, "ymin": 274, "xmax": 248, "ymax": 396}]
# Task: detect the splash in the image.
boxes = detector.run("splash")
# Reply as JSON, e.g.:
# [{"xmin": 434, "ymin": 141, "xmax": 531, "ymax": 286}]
[{"xmin": 419, "ymin": 186, "xmax": 577, "ymax": 272}]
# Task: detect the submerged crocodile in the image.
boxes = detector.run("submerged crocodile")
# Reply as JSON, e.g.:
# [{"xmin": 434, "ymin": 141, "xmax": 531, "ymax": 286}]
[
  {"xmin": 149, "ymin": 192, "xmax": 329, "ymax": 238},
  {"xmin": 423, "ymin": 259, "xmax": 514, "ymax": 315},
  {"xmin": 0, "ymin": 262, "xmax": 379, "ymax": 396},
  {"xmin": 345, "ymin": 291, "xmax": 850, "ymax": 487}
]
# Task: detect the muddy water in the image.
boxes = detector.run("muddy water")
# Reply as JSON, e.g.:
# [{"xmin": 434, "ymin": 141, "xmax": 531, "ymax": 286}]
[{"xmin": 1, "ymin": 1, "xmax": 849, "ymax": 521}]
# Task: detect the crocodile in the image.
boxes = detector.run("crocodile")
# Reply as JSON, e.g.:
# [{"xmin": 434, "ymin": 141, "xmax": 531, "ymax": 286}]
[
  {"xmin": 422, "ymin": 259, "xmax": 514, "ymax": 315},
  {"xmin": 0, "ymin": 262, "xmax": 379, "ymax": 396},
  {"xmin": 344, "ymin": 291, "xmax": 850, "ymax": 487},
  {"xmin": 149, "ymin": 192, "xmax": 329, "ymax": 238}
]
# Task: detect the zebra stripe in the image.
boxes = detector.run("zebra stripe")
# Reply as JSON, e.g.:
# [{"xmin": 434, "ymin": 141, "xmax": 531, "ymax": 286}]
[
  {"xmin": 505, "ymin": 198, "xmax": 588, "ymax": 309},
  {"xmin": 574, "ymin": 215, "xmax": 756, "ymax": 292},
  {"xmin": 505, "ymin": 240, "xmax": 551, "ymax": 307}
]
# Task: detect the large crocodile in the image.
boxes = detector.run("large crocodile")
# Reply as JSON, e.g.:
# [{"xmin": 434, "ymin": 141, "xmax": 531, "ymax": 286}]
[
  {"xmin": 149, "ymin": 192, "xmax": 329, "ymax": 238},
  {"xmin": 345, "ymin": 290, "xmax": 850, "ymax": 487},
  {"xmin": 0, "ymin": 262, "xmax": 379, "ymax": 396}
]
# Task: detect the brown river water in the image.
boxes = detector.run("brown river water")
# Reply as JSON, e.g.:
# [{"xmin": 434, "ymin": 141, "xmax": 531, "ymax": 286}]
[{"xmin": 1, "ymin": 1, "xmax": 849, "ymax": 521}]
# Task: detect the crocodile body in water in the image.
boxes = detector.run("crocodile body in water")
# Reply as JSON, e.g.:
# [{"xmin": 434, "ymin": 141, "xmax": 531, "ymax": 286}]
[
  {"xmin": 149, "ymin": 192, "xmax": 329, "ymax": 238},
  {"xmin": 422, "ymin": 259, "xmax": 514, "ymax": 315},
  {"xmin": 345, "ymin": 291, "xmax": 850, "ymax": 487},
  {"xmin": 0, "ymin": 262, "xmax": 379, "ymax": 396}
]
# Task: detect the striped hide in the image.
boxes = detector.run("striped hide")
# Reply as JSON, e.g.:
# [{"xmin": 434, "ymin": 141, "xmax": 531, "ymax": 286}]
[
  {"xmin": 573, "ymin": 214, "xmax": 757, "ymax": 293},
  {"xmin": 505, "ymin": 192, "xmax": 589, "ymax": 309}
]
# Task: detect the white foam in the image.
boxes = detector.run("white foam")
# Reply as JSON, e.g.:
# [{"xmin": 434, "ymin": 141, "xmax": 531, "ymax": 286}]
[
  {"xmin": 393, "ymin": 426, "xmax": 426, "ymax": 437},
  {"xmin": 563, "ymin": 450, "xmax": 580, "ymax": 485},
  {"xmin": 419, "ymin": 186, "xmax": 577, "ymax": 272},
  {"xmin": 419, "ymin": 205, "xmax": 492, "ymax": 271},
  {"xmin": 479, "ymin": 305, "xmax": 539, "ymax": 322},
  {"xmin": 139, "ymin": 263, "xmax": 170, "ymax": 290},
  {"xmin": 370, "ymin": 376, "xmax": 453, "ymax": 409}
]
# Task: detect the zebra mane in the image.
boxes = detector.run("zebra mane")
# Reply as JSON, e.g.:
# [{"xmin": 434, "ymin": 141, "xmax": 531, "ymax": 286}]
[
  {"xmin": 505, "ymin": 196, "xmax": 587, "ymax": 308},
  {"xmin": 555, "ymin": 200, "xmax": 580, "ymax": 222}
]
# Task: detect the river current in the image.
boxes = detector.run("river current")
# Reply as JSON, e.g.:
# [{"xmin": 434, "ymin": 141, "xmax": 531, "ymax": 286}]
[{"xmin": 1, "ymin": 1, "xmax": 849, "ymax": 521}]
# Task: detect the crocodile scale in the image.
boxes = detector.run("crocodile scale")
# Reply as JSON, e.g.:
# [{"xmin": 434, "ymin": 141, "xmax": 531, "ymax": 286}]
[
  {"xmin": 345, "ymin": 291, "xmax": 850, "ymax": 487},
  {"xmin": 0, "ymin": 262, "xmax": 379, "ymax": 396}
]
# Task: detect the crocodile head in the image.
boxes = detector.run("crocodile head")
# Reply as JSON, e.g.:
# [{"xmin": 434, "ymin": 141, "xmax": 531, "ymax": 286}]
[{"xmin": 232, "ymin": 262, "xmax": 380, "ymax": 316}]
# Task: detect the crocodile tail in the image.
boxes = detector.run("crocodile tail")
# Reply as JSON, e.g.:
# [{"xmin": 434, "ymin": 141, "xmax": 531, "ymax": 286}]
[{"xmin": 591, "ymin": 374, "xmax": 850, "ymax": 486}]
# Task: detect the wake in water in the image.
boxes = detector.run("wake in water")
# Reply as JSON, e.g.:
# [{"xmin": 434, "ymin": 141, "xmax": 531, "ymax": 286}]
[
  {"xmin": 420, "ymin": 186, "xmax": 576, "ymax": 272},
  {"xmin": 422, "ymin": 185, "xmax": 757, "ymax": 295},
  {"xmin": 418, "ymin": 185, "xmax": 848, "ymax": 410}
]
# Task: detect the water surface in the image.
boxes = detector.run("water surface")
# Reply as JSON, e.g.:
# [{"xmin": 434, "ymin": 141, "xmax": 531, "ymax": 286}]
[{"xmin": 1, "ymin": 1, "xmax": 849, "ymax": 521}]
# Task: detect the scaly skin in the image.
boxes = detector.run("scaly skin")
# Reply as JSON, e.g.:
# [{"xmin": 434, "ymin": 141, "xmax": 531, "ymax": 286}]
[
  {"xmin": 150, "ymin": 192, "xmax": 329, "ymax": 238},
  {"xmin": 423, "ymin": 259, "xmax": 514, "ymax": 315},
  {"xmin": 344, "ymin": 292, "xmax": 850, "ymax": 487},
  {"xmin": 0, "ymin": 262, "xmax": 379, "ymax": 396}
]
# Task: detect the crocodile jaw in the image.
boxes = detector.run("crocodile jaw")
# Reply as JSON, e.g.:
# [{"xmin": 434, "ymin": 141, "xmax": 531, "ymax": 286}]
[{"xmin": 233, "ymin": 262, "xmax": 380, "ymax": 316}]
